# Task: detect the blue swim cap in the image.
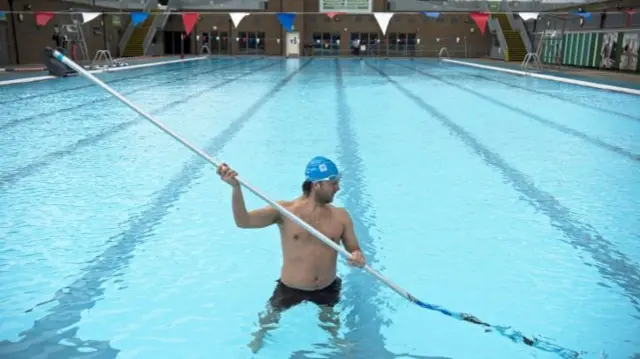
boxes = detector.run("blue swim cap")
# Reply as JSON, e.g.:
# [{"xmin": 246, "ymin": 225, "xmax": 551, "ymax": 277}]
[{"xmin": 305, "ymin": 156, "xmax": 341, "ymax": 182}]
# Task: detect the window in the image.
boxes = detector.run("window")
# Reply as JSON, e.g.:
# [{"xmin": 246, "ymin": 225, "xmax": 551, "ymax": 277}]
[
  {"xmin": 383, "ymin": 32, "xmax": 418, "ymax": 57},
  {"xmin": 204, "ymin": 30, "xmax": 229, "ymax": 54},
  {"xmin": 350, "ymin": 32, "xmax": 381, "ymax": 56},
  {"xmin": 311, "ymin": 32, "xmax": 340, "ymax": 56},
  {"xmin": 238, "ymin": 31, "xmax": 265, "ymax": 54}
]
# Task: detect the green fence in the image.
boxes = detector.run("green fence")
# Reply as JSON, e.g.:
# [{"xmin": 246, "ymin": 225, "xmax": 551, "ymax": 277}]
[{"xmin": 539, "ymin": 29, "xmax": 639, "ymax": 73}]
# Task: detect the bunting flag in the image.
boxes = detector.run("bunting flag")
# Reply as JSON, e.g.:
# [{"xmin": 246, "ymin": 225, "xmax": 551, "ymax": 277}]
[
  {"xmin": 81, "ymin": 12, "xmax": 101, "ymax": 24},
  {"xmin": 326, "ymin": 12, "xmax": 344, "ymax": 19},
  {"xmin": 229, "ymin": 12, "xmax": 249, "ymax": 27},
  {"xmin": 469, "ymin": 12, "xmax": 489, "ymax": 35},
  {"xmin": 373, "ymin": 12, "xmax": 394, "ymax": 36},
  {"xmin": 277, "ymin": 13, "xmax": 295, "ymax": 32},
  {"xmin": 518, "ymin": 12, "xmax": 539, "ymax": 21},
  {"xmin": 572, "ymin": 10, "xmax": 592, "ymax": 19},
  {"xmin": 423, "ymin": 12, "xmax": 439, "ymax": 19},
  {"xmin": 626, "ymin": 8, "xmax": 635, "ymax": 27},
  {"xmin": 35, "ymin": 12, "xmax": 55, "ymax": 27},
  {"xmin": 131, "ymin": 12, "xmax": 148, "ymax": 27},
  {"xmin": 182, "ymin": 13, "xmax": 199, "ymax": 36}
]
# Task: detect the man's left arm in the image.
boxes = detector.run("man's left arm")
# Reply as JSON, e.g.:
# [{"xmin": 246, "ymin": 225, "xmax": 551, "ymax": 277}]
[{"xmin": 339, "ymin": 208, "xmax": 366, "ymax": 268}]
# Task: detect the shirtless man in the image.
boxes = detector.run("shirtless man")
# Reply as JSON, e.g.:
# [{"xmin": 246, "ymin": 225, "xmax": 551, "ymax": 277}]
[{"xmin": 216, "ymin": 156, "xmax": 366, "ymax": 352}]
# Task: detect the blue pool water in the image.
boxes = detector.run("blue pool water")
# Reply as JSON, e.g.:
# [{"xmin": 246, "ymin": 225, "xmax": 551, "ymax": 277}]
[{"xmin": 1, "ymin": 57, "xmax": 639, "ymax": 359}]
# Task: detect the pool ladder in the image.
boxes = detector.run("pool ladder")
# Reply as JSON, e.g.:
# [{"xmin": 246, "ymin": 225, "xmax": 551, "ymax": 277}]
[
  {"xmin": 521, "ymin": 52, "xmax": 543, "ymax": 72},
  {"xmin": 438, "ymin": 47, "xmax": 450, "ymax": 59},
  {"xmin": 92, "ymin": 50, "xmax": 113, "ymax": 69}
]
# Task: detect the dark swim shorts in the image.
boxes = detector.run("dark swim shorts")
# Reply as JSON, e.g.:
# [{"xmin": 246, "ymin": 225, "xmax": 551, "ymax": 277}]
[{"xmin": 268, "ymin": 277, "xmax": 342, "ymax": 311}]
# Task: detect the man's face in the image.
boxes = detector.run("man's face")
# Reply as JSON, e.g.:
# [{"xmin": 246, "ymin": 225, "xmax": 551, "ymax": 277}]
[{"xmin": 314, "ymin": 180, "xmax": 340, "ymax": 203}]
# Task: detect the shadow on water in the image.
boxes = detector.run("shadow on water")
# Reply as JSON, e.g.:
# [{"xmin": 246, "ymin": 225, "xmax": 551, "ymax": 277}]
[
  {"xmin": 286, "ymin": 58, "xmax": 451, "ymax": 359},
  {"xmin": 0, "ymin": 59, "xmax": 312, "ymax": 359}
]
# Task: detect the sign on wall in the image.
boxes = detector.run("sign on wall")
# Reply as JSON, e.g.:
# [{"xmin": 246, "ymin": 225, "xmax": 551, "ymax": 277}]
[
  {"xmin": 320, "ymin": 0, "xmax": 372, "ymax": 13},
  {"xmin": 112, "ymin": 15, "xmax": 121, "ymax": 28}
]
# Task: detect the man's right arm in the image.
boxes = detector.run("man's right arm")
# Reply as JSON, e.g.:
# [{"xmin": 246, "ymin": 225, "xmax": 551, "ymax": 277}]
[{"xmin": 231, "ymin": 185, "xmax": 280, "ymax": 228}]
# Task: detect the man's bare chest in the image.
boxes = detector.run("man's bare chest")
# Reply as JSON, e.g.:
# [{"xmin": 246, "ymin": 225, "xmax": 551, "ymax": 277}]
[{"xmin": 282, "ymin": 211, "xmax": 343, "ymax": 244}]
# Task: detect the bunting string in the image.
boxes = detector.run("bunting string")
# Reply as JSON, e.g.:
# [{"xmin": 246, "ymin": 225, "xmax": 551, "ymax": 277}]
[
  {"xmin": 0, "ymin": 9, "xmax": 636, "ymax": 15},
  {"xmin": 6, "ymin": 8, "xmax": 637, "ymax": 39}
]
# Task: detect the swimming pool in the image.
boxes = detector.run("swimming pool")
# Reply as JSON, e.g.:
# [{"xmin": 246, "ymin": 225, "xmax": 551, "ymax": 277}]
[{"xmin": 1, "ymin": 57, "xmax": 639, "ymax": 359}]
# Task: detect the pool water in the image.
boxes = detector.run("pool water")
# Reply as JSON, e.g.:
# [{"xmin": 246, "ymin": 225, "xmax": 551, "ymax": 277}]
[{"xmin": 0, "ymin": 57, "xmax": 639, "ymax": 359}]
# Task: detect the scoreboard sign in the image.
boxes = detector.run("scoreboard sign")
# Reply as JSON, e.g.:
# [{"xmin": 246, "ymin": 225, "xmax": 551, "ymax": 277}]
[{"xmin": 320, "ymin": 0, "xmax": 372, "ymax": 13}]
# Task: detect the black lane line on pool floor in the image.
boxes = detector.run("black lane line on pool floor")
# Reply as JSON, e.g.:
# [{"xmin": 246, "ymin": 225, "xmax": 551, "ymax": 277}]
[
  {"xmin": 326, "ymin": 59, "xmax": 449, "ymax": 359},
  {"xmin": 0, "ymin": 58, "xmax": 313, "ymax": 359},
  {"xmin": 0, "ymin": 61, "xmax": 280, "ymax": 189},
  {"xmin": 0, "ymin": 58, "xmax": 220, "ymax": 106},
  {"xmin": 366, "ymin": 62, "xmax": 640, "ymax": 315},
  {"xmin": 392, "ymin": 61, "xmax": 640, "ymax": 164},
  {"xmin": 436, "ymin": 60, "xmax": 640, "ymax": 123},
  {"xmin": 465, "ymin": 73, "xmax": 640, "ymax": 123},
  {"xmin": 0, "ymin": 58, "xmax": 260, "ymax": 133}
]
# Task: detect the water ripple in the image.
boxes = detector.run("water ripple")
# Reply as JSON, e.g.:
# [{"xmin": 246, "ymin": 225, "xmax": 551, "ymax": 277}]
[
  {"xmin": 367, "ymin": 61, "xmax": 640, "ymax": 357},
  {"xmin": 392, "ymin": 61, "xmax": 640, "ymax": 164},
  {"xmin": 0, "ymin": 59, "xmax": 313, "ymax": 359},
  {"xmin": 466, "ymin": 73, "xmax": 640, "ymax": 123},
  {"xmin": 0, "ymin": 59, "xmax": 212, "ymax": 106},
  {"xmin": 304, "ymin": 58, "xmax": 447, "ymax": 359},
  {"xmin": 0, "ymin": 60, "xmax": 247, "ymax": 133},
  {"xmin": 0, "ymin": 60, "xmax": 276, "ymax": 189}
]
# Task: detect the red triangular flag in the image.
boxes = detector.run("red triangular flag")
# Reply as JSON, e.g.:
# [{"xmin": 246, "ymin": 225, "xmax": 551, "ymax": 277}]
[
  {"xmin": 181, "ymin": 13, "xmax": 199, "ymax": 36},
  {"xmin": 35, "ymin": 12, "xmax": 55, "ymax": 27},
  {"xmin": 626, "ymin": 8, "xmax": 635, "ymax": 27},
  {"xmin": 469, "ymin": 12, "xmax": 489, "ymax": 35}
]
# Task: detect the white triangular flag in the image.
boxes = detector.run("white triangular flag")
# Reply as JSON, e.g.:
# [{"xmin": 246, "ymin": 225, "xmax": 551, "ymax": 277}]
[
  {"xmin": 81, "ymin": 12, "xmax": 101, "ymax": 24},
  {"xmin": 518, "ymin": 12, "xmax": 539, "ymax": 21},
  {"xmin": 373, "ymin": 12, "xmax": 394, "ymax": 36},
  {"xmin": 229, "ymin": 12, "xmax": 249, "ymax": 28}
]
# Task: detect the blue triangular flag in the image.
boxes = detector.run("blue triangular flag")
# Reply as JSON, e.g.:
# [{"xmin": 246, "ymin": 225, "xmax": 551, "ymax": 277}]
[
  {"xmin": 131, "ymin": 12, "xmax": 149, "ymax": 26},
  {"xmin": 277, "ymin": 13, "xmax": 296, "ymax": 32},
  {"xmin": 573, "ymin": 10, "xmax": 591, "ymax": 19},
  {"xmin": 424, "ymin": 12, "xmax": 439, "ymax": 18}
]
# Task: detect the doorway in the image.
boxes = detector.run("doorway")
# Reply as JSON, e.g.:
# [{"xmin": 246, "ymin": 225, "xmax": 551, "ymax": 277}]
[
  {"xmin": 286, "ymin": 31, "xmax": 300, "ymax": 57},
  {"xmin": 0, "ymin": 24, "xmax": 10, "ymax": 67},
  {"xmin": 163, "ymin": 31, "xmax": 192, "ymax": 55}
]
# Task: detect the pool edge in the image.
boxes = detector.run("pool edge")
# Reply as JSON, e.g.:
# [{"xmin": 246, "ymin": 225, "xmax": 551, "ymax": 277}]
[
  {"xmin": 441, "ymin": 58, "xmax": 640, "ymax": 96},
  {"xmin": 0, "ymin": 56, "xmax": 210, "ymax": 87}
]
